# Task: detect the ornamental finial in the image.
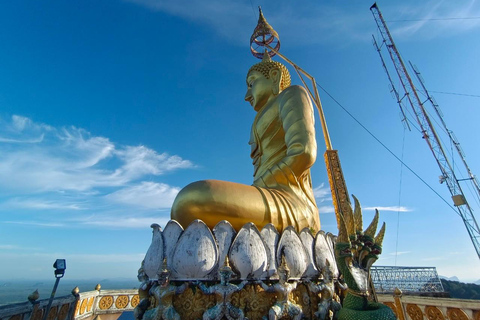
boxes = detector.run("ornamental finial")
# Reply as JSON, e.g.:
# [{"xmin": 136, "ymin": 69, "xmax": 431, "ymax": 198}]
[{"xmin": 250, "ymin": 7, "xmax": 280, "ymax": 59}]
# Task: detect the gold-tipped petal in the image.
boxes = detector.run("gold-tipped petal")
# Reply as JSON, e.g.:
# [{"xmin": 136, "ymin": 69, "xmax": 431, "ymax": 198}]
[
  {"xmin": 352, "ymin": 195, "xmax": 363, "ymax": 233},
  {"xmin": 343, "ymin": 204, "xmax": 356, "ymax": 238},
  {"xmin": 375, "ymin": 222, "xmax": 386, "ymax": 247},
  {"xmin": 337, "ymin": 214, "xmax": 351, "ymax": 244},
  {"xmin": 364, "ymin": 209, "xmax": 379, "ymax": 238}
]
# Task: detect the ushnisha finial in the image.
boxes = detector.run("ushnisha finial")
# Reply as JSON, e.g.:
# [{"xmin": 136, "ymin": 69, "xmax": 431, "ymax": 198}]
[{"xmin": 250, "ymin": 7, "xmax": 281, "ymax": 59}]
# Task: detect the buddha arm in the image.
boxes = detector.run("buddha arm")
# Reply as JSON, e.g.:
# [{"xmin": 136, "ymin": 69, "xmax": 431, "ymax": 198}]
[{"xmin": 255, "ymin": 85, "xmax": 317, "ymax": 187}]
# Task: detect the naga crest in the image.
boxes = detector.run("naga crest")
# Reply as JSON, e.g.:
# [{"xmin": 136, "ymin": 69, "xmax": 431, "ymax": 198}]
[{"xmin": 334, "ymin": 195, "xmax": 386, "ymax": 295}]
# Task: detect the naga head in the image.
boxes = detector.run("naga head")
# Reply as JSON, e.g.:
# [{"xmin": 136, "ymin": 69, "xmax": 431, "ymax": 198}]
[{"xmin": 334, "ymin": 195, "xmax": 386, "ymax": 295}]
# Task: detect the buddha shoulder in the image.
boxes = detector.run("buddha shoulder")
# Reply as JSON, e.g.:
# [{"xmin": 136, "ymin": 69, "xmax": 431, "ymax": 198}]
[{"xmin": 278, "ymin": 85, "xmax": 311, "ymax": 107}]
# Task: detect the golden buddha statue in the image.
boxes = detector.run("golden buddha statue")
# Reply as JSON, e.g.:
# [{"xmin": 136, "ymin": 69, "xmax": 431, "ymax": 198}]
[{"xmin": 171, "ymin": 54, "xmax": 320, "ymax": 232}]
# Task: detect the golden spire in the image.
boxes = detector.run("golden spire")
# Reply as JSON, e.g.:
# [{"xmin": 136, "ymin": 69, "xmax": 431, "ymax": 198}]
[
  {"xmin": 336, "ymin": 214, "xmax": 350, "ymax": 244},
  {"xmin": 353, "ymin": 195, "xmax": 363, "ymax": 234},
  {"xmin": 250, "ymin": 7, "xmax": 281, "ymax": 59},
  {"xmin": 364, "ymin": 210, "xmax": 380, "ymax": 238},
  {"xmin": 343, "ymin": 204, "xmax": 356, "ymax": 238},
  {"xmin": 375, "ymin": 222, "xmax": 386, "ymax": 246}
]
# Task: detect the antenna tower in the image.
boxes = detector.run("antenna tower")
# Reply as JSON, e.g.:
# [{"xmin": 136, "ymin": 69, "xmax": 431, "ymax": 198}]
[{"xmin": 370, "ymin": 3, "xmax": 480, "ymax": 260}]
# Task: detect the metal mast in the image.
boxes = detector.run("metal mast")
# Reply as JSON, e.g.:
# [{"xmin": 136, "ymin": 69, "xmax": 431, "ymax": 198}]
[{"xmin": 370, "ymin": 3, "xmax": 480, "ymax": 260}]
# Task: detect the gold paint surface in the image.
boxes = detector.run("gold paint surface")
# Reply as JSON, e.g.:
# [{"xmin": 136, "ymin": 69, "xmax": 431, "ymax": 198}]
[
  {"xmin": 170, "ymin": 283, "xmax": 326, "ymax": 320},
  {"xmin": 46, "ymin": 306, "xmax": 57, "ymax": 320},
  {"xmin": 173, "ymin": 287, "xmax": 216, "ymax": 320},
  {"xmin": 447, "ymin": 308, "xmax": 469, "ymax": 320},
  {"xmin": 115, "ymin": 295, "xmax": 130, "ymax": 309},
  {"xmin": 74, "ymin": 301, "xmax": 80, "ymax": 316},
  {"xmin": 31, "ymin": 306, "xmax": 43, "ymax": 320},
  {"xmin": 87, "ymin": 297, "xmax": 94, "ymax": 312},
  {"xmin": 394, "ymin": 294, "xmax": 406, "ymax": 320},
  {"xmin": 79, "ymin": 299, "xmax": 87, "ymax": 315},
  {"xmin": 425, "ymin": 305, "xmax": 445, "ymax": 320},
  {"xmin": 231, "ymin": 283, "xmax": 277, "ymax": 320},
  {"xmin": 98, "ymin": 296, "xmax": 114, "ymax": 310},
  {"xmin": 57, "ymin": 304, "xmax": 70, "ymax": 320},
  {"xmin": 171, "ymin": 60, "xmax": 319, "ymax": 232},
  {"xmin": 324, "ymin": 150, "xmax": 350, "ymax": 230},
  {"xmin": 131, "ymin": 295, "xmax": 140, "ymax": 308},
  {"xmin": 406, "ymin": 304, "xmax": 424, "ymax": 320}
]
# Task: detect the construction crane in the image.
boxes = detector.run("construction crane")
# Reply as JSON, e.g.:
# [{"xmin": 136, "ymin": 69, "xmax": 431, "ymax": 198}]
[{"xmin": 370, "ymin": 2, "xmax": 480, "ymax": 261}]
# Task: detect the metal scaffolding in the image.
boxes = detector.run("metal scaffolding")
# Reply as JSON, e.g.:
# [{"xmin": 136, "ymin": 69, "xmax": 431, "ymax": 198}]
[
  {"xmin": 370, "ymin": 2, "xmax": 480, "ymax": 261},
  {"xmin": 371, "ymin": 266, "xmax": 444, "ymax": 293}
]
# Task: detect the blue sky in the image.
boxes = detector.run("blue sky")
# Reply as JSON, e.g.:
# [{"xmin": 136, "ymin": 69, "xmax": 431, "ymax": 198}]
[{"xmin": 1, "ymin": 0, "xmax": 479, "ymax": 284}]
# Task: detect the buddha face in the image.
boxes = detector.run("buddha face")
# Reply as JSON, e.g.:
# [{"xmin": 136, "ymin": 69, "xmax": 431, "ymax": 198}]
[{"xmin": 245, "ymin": 69, "xmax": 280, "ymax": 111}]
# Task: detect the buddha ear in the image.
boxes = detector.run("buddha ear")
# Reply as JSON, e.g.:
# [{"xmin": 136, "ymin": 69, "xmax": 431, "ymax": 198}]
[{"xmin": 269, "ymin": 68, "xmax": 282, "ymax": 96}]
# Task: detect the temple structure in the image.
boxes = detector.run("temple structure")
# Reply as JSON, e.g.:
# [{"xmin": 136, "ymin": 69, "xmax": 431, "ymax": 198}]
[
  {"xmin": 131, "ymin": 9, "xmax": 395, "ymax": 320},
  {"xmin": 2, "ymin": 7, "xmax": 480, "ymax": 320}
]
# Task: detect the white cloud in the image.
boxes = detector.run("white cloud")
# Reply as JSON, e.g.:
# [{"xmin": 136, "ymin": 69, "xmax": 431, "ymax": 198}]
[
  {"xmin": 0, "ymin": 115, "xmax": 193, "ymax": 193},
  {"xmin": 364, "ymin": 206, "xmax": 412, "ymax": 212},
  {"xmin": 107, "ymin": 182, "xmax": 180, "ymax": 209},
  {"xmin": 313, "ymin": 183, "xmax": 331, "ymax": 201},
  {"xmin": 318, "ymin": 205, "xmax": 335, "ymax": 214},
  {"xmin": 125, "ymin": 0, "xmax": 373, "ymax": 46},
  {"xmin": 3, "ymin": 221, "xmax": 66, "ymax": 228},
  {"xmin": 127, "ymin": 0, "xmax": 480, "ymax": 46},
  {"xmin": 3, "ymin": 198, "xmax": 84, "ymax": 210},
  {"xmin": 386, "ymin": 0, "xmax": 480, "ymax": 39},
  {"xmin": 113, "ymin": 146, "xmax": 192, "ymax": 181},
  {"xmin": 421, "ymin": 256, "xmax": 446, "ymax": 262},
  {"xmin": 126, "ymin": 0, "xmax": 253, "ymax": 43},
  {"xmin": 0, "ymin": 245, "xmax": 19, "ymax": 250},
  {"xmin": 0, "ymin": 115, "xmax": 193, "ymax": 229},
  {"xmin": 388, "ymin": 251, "xmax": 411, "ymax": 256},
  {"xmin": 78, "ymin": 216, "xmax": 170, "ymax": 229}
]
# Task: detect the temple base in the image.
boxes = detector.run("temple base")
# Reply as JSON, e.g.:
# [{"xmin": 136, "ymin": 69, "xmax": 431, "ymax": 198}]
[{"xmin": 134, "ymin": 219, "xmax": 343, "ymax": 320}]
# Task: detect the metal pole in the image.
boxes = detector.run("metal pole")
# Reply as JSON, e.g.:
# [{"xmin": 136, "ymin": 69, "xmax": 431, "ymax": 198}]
[{"xmin": 43, "ymin": 277, "xmax": 61, "ymax": 320}]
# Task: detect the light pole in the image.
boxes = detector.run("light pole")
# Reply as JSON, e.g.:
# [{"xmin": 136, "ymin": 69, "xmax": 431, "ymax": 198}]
[{"xmin": 43, "ymin": 259, "xmax": 66, "ymax": 320}]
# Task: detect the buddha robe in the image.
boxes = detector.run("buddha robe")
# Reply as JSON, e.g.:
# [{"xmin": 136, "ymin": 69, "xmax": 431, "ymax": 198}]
[
  {"xmin": 171, "ymin": 85, "xmax": 320, "ymax": 232},
  {"xmin": 250, "ymin": 85, "xmax": 319, "ymax": 231}
]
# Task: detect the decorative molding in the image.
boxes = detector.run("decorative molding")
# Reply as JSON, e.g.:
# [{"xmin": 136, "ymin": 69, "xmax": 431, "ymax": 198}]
[
  {"xmin": 425, "ymin": 305, "xmax": 445, "ymax": 320},
  {"xmin": 140, "ymin": 220, "xmax": 339, "ymax": 282},
  {"xmin": 407, "ymin": 303, "xmax": 424, "ymax": 320}
]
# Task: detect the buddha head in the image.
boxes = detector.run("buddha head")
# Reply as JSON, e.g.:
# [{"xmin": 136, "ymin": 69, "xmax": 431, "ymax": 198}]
[{"xmin": 245, "ymin": 53, "xmax": 291, "ymax": 111}]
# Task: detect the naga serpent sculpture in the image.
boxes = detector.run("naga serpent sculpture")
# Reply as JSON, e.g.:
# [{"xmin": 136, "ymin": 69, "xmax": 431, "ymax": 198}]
[{"xmin": 334, "ymin": 196, "xmax": 397, "ymax": 320}]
